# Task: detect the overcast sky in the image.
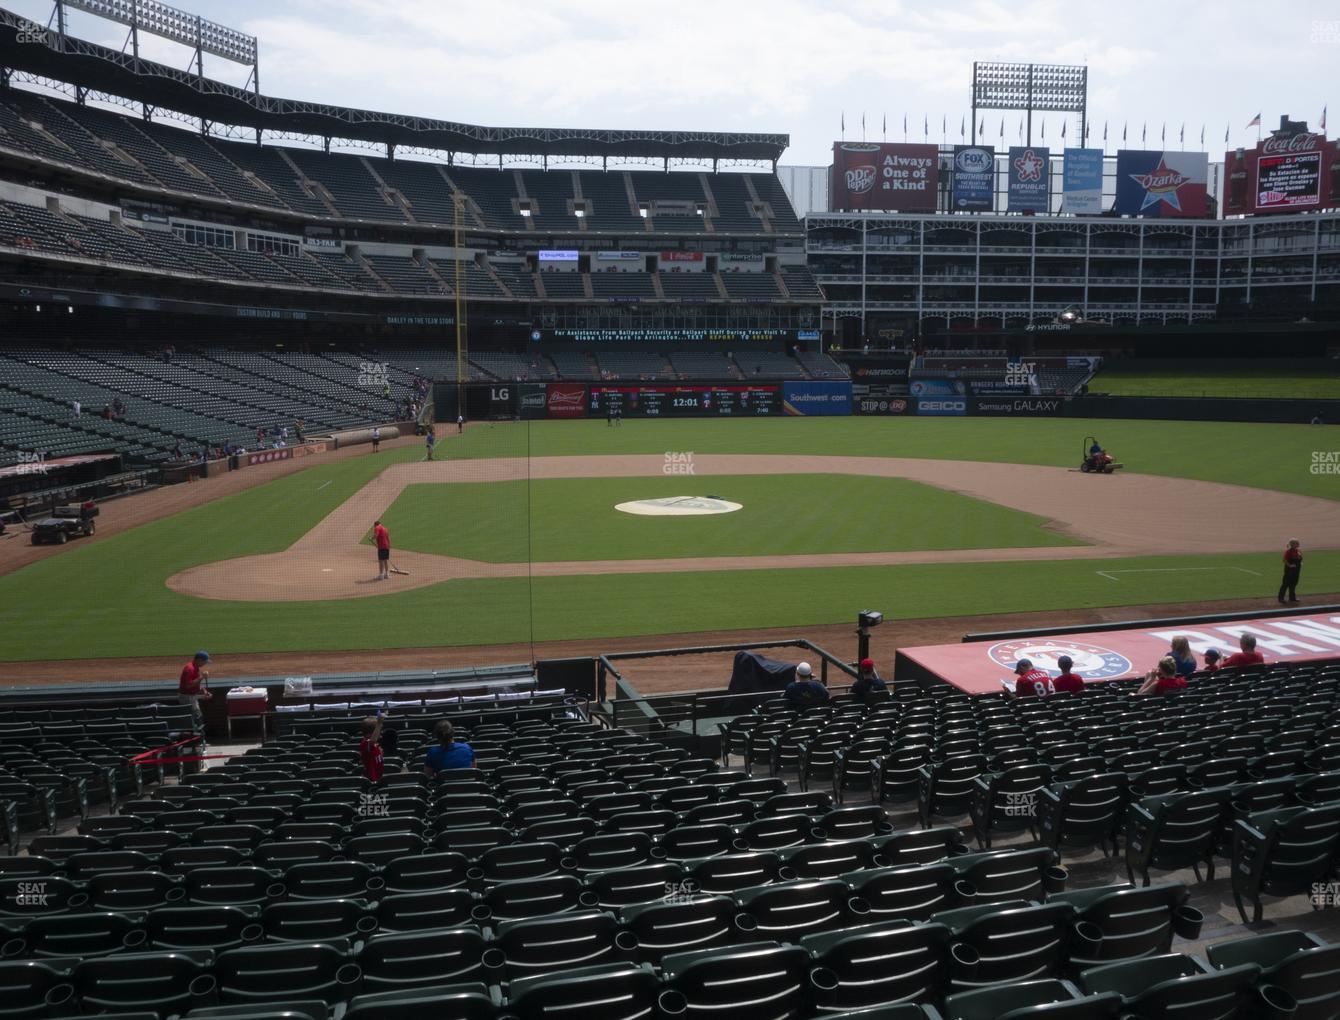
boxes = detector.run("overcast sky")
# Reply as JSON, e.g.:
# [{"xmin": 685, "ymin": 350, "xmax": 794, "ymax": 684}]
[{"xmin": 7, "ymin": 0, "xmax": 1336, "ymax": 164}]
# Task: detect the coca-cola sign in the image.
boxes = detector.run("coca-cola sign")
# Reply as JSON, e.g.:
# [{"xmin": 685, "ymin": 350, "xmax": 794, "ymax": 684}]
[{"xmin": 1262, "ymin": 133, "xmax": 1322, "ymax": 154}]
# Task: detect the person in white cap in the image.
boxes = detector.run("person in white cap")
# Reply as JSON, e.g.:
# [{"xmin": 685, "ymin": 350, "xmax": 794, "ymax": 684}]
[{"xmin": 784, "ymin": 661, "xmax": 829, "ymax": 708}]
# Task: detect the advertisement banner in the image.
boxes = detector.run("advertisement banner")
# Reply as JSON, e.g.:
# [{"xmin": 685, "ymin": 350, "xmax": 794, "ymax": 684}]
[
  {"xmin": 852, "ymin": 386, "xmax": 909, "ymax": 415},
  {"xmin": 1257, "ymin": 150, "xmax": 1322, "ymax": 209},
  {"xmin": 830, "ymin": 142, "xmax": 939, "ymax": 212},
  {"xmin": 546, "ymin": 383, "xmax": 588, "ymax": 419},
  {"xmin": 588, "ymin": 385, "xmax": 780, "ymax": 417},
  {"xmin": 915, "ymin": 398, "xmax": 967, "ymax": 417},
  {"xmin": 1223, "ymin": 133, "xmax": 1336, "ymax": 215},
  {"xmin": 487, "ymin": 384, "xmax": 518, "ymax": 418},
  {"xmin": 951, "ymin": 145, "xmax": 995, "ymax": 211},
  {"xmin": 1007, "ymin": 146, "xmax": 1050, "ymax": 213},
  {"xmin": 782, "ymin": 381, "xmax": 852, "ymax": 416},
  {"xmin": 899, "ymin": 609, "xmax": 1340, "ymax": 694},
  {"xmin": 519, "ymin": 383, "xmax": 548, "ymax": 420},
  {"xmin": 970, "ymin": 396, "xmax": 1068, "ymax": 416},
  {"xmin": 1062, "ymin": 148, "xmax": 1104, "ymax": 214},
  {"xmin": 845, "ymin": 353, "xmax": 913, "ymax": 383},
  {"xmin": 1113, "ymin": 150, "xmax": 1208, "ymax": 217},
  {"xmin": 910, "ymin": 379, "xmax": 968, "ymax": 397}
]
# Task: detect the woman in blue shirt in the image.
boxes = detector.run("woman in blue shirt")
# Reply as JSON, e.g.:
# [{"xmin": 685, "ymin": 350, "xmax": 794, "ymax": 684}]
[
  {"xmin": 424, "ymin": 720, "xmax": 475, "ymax": 777},
  {"xmin": 1168, "ymin": 635, "xmax": 1197, "ymax": 678}
]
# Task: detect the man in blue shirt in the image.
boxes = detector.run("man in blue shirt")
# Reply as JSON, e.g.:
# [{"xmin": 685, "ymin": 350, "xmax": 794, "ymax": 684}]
[{"xmin": 784, "ymin": 662, "xmax": 829, "ymax": 708}]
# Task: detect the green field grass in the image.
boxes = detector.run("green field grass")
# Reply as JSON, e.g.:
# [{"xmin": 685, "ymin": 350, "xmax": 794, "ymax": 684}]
[
  {"xmin": 382, "ymin": 474, "xmax": 1082, "ymax": 562},
  {"xmin": 442, "ymin": 417, "xmax": 1340, "ymax": 501},
  {"xmin": 1091, "ymin": 366, "xmax": 1340, "ymax": 400},
  {"xmin": 0, "ymin": 416, "xmax": 1335, "ymax": 663}
]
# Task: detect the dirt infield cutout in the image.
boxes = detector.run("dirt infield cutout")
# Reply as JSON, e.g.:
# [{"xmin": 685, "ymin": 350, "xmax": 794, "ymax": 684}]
[{"xmin": 166, "ymin": 454, "xmax": 1340, "ymax": 603}]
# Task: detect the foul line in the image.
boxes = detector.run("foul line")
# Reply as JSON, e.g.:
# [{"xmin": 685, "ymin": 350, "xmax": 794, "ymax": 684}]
[
  {"xmin": 315, "ymin": 480, "xmax": 332, "ymax": 491},
  {"xmin": 1096, "ymin": 566, "xmax": 1262, "ymax": 582}
]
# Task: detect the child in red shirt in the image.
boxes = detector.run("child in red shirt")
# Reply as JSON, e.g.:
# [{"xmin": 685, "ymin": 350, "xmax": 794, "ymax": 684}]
[
  {"xmin": 359, "ymin": 716, "xmax": 385, "ymax": 782},
  {"xmin": 1138, "ymin": 656, "xmax": 1186, "ymax": 696},
  {"xmin": 1052, "ymin": 655, "xmax": 1084, "ymax": 693}
]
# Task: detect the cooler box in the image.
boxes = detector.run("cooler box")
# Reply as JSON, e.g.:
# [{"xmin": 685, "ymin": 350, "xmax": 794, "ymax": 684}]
[{"xmin": 226, "ymin": 686, "xmax": 269, "ymax": 739}]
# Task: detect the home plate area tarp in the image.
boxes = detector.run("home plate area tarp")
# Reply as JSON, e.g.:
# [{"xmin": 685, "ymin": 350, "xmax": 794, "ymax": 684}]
[{"xmin": 896, "ymin": 611, "xmax": 1340, "ymax": 696}]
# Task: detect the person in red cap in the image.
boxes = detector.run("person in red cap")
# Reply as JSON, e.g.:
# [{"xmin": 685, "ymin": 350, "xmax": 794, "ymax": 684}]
[{"xmin": 851, "ymin": 658, "xmax": 888, "ymax": 702}]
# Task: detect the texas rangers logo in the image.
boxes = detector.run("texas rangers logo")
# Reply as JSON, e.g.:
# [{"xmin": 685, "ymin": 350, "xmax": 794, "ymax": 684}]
[
  {"xmin": 988, "ymin": 640, "xmax": 1132, "ymax": 680},
  {"xmin": 1013, "ymin": 148, "xmax": 1045, "ymax": 183},
  {"xmin": 1130, "ymin": 158, "xmax": 1190, "ymax": 211}
]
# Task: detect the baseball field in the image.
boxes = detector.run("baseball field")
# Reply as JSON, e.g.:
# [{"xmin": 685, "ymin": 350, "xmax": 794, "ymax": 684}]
[{"xmin": 0, "ymin": 416, "xmax": 1337, "ymax": 676}]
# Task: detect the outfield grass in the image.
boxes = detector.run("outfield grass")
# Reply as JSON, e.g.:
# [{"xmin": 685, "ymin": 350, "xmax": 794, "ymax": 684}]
[
  {"xmin": 0, "ymin": 416, "xmax": 1335, "ymax": 663},
  {"xmin": 444, "ymin": 417, "xmax": 1340, "ymax": 501},
  {"xmin": 382, "ymin": 475, "xmax": 1082, "ymax": 562},
  {"xmin": 1091, "ymin": 366, "xmax": 1340, "ymax": 400}
]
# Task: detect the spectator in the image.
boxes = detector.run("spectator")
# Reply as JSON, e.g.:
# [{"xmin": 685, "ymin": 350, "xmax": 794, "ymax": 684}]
[
  {"xmin": 172, "ymin": 441, "xmax": 183, "ymax": 459},
  {"xmin": 1202, "ymin": 648, "xmax": 1222, "ymax": 673},
  {"xmin": 112, "ymin": 397, "xmax": 125, "ymax": 417},
  {"xmin": 178, "ymin": 651, "xmax": 212, "ymax": 732},
  {"xmin": 850, "ymin": 657, "xmax": 888, "ymax": 701},
  {"xmin": 1009, "ymin": 658, "xmax": 1054, "ymax": 698},
  {"xmin": 359, "ymin": 716, "xmax": 385, "ymax": 782},
  {"xmin": 101, "ymin": 404, "xmax": 113, "ymax": 420},
  {"xmin": 1052, "ymin": 655, "xmax": 1084, "ymax": 693},
  {"xmin": 1168, "ymin": 635, "xmax": 1197, "ymax": 678},
  {"xmin": 1138, "ymin": 656, "xmax": 1186, "ymax": 695},
  {"xmin": 294, "ymin": 420, "xmax": 305, "ymax": 443},
  {"xmin": 784, "ymin": 662, "xmax": 829, "ymax": 708},
  {"xmin": 424, "ymin": 720, "xmax": 475, "ymax": 777},
  {"xmin": 72, "ymin": 399, "xmax": 81, "ymax": 417},
  {"xmin": 1279, "ymin": 539, "xmax": 1303, "ymax": 604},
  {"xmin": 1221, "ymin": 633, "xmax": 1266, "ymax": 669}
]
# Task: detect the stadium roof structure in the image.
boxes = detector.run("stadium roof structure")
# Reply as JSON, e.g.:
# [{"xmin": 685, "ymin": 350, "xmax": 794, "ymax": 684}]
[{"xmin": 0, "ymin": 5, "xmax": 789, "ymax": 164}]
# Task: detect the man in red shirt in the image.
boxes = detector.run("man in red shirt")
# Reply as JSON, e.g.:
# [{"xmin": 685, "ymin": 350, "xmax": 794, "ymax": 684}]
[
  {"xmin": 1052, "ymin": 655, "xmax": 1084, "ymax": 693},
  {"xmin": 1279, "ymin": 539, "xmax": 1302, "ymax": 604},
  {"xmin": 1009, "ymin": 659, "xmax": 1054, "ymax": 698},
  {"xmin": 373, "ymin": 519, "xmax": 391, "ymax": 581},
  {"xmin": 1221, "ymin": 633, "xmax": 1266, "ymax": 669},
  {"xmin": 178, "ymin": 651, "xmax": 212, "ymax": 733}
]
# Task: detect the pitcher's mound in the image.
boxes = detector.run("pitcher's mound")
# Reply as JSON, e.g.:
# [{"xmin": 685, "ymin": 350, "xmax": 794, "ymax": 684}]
[{"xmin": 615, "ymin": 496, "xmax": 743, "ymax": 516}]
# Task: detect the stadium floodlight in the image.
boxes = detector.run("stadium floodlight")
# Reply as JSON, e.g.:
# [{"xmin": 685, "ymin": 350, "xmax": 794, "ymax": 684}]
[
  {"xmin": 971, "ymin": 61, "xmax": 1086, "ymax": 146},
  {"xmin": 57, "ymin": 0, "xmax": 259, "ymax": 90}
]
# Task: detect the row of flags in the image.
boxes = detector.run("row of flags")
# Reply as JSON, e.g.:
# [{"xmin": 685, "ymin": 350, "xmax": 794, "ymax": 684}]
[{"xmin": 839, "ymin": 107, "xmax": 1329, "ymax": 145}]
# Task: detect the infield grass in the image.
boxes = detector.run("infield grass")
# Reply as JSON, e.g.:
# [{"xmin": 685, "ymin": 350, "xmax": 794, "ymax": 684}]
[
  {"xmin": 382, "ymin": 474, "xmax": 1083, "ymax": 562},
  {"xmin": 0, "ymin": 416, "xmax": 1335, "ymax": 663}
]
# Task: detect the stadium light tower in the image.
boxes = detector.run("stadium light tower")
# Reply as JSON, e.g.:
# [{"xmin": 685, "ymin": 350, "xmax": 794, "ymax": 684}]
[
  {"xmin": 51, "ymin": 0, "xmax": 260, "ymax": 94},
  {"xmin": 971, "ymin": 62, "xmax": 1086, "ymax": 147}
]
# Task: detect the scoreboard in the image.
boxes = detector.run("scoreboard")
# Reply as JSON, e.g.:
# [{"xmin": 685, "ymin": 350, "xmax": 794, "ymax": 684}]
[{"xmin": 588, "ymin": 384, "xmax": 780, "ymax": 417}]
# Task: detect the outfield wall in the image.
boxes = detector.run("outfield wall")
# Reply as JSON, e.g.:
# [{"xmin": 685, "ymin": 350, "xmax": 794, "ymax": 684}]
[{"xmin": 1067, "ymin": 395, "xmax": 1340, "ymax": 424}]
